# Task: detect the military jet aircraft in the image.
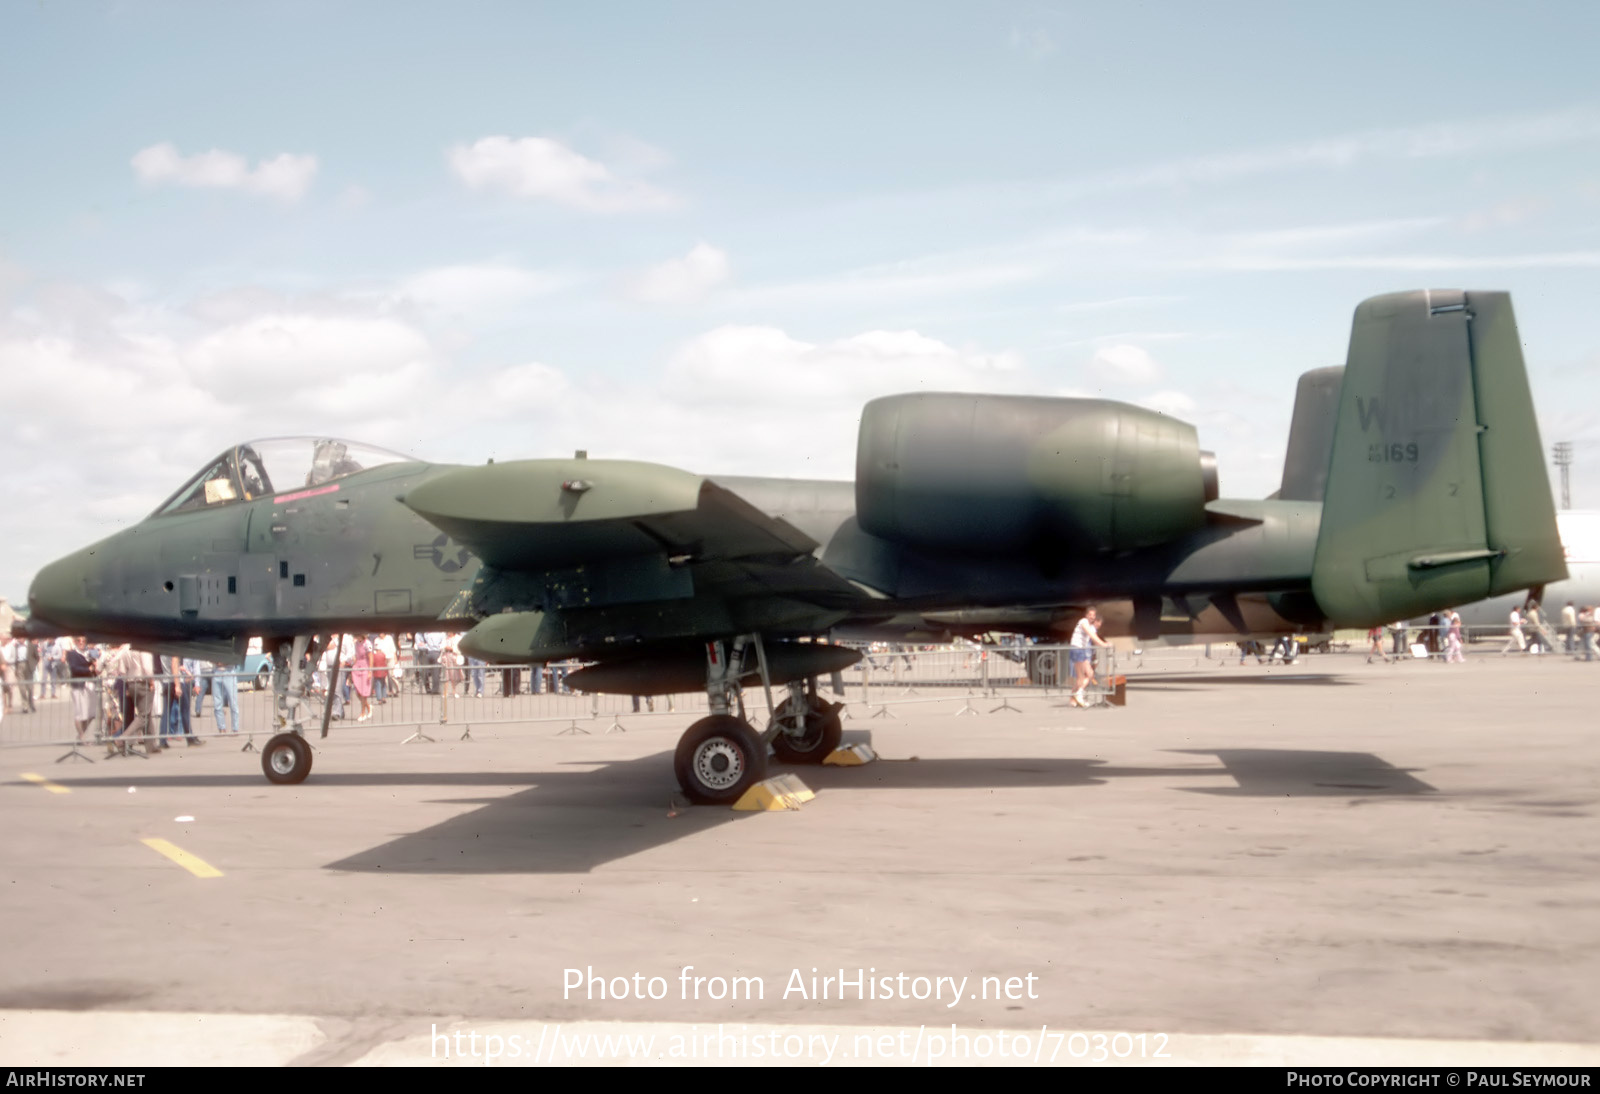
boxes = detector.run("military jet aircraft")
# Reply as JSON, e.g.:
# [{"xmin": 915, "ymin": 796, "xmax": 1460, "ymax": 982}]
[{"xmin": 21, "ymin": 290, "xmax": 1567, "ymax": 803}]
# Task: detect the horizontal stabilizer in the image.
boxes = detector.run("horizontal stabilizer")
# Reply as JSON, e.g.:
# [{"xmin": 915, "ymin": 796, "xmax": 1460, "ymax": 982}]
[
  {"xmin": 1408, "ymin": 548, "xmax": 1502, "ymax": 571},
  {"xmin": 1204, "ymin": 498, "xmax": 1270, "ymax": 525}
]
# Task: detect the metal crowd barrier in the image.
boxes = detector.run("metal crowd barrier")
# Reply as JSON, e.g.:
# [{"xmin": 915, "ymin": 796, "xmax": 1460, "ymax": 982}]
[
  {"xmin": 7, "ymin": 630, "xmax": 1594, "ymax": 759},
  {"xmin": 0, "ymin": 644, "xmax": 1128, "ymax": 758},
  {"xmin": 0, "ymin": 670, "xmax": 279, "ymax": 760}
]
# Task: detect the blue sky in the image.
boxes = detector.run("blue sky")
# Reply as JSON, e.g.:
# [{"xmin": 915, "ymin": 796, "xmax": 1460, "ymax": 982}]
[{"xmin": 3, "ymin": 1, "xmax": 1599, "ymax": 600}]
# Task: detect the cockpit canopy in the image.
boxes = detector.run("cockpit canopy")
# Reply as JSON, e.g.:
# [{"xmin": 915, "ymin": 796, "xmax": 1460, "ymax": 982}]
[{"xmin": 155, "ymin": 438, "xmax": 416, "ymax": 516}]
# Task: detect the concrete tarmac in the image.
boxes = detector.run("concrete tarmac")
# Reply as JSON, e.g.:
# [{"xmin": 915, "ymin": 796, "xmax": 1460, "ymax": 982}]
[{"xmin": 1, "ymin": 652, "xmax": 1597, "ymax": 1066}]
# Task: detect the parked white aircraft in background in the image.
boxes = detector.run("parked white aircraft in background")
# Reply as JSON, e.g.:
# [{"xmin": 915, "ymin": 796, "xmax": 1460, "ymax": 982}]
[{"xmin": 1451, "ymin": 510, "xmax": 1600, "ymax": 633}]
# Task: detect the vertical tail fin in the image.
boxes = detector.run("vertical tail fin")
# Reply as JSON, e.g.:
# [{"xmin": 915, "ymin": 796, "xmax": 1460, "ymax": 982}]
[
  {"xmin": 1277, "ymin": 365, "xmax": 1345, "ymax": 503},
  {"xmin": 1310, "ymin": 290, "xmax": 1565, "ymax": 626}
]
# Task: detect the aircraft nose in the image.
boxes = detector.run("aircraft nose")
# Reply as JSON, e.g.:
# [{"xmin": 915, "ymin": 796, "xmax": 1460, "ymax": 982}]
[{"xmin": 28, "ymin": 547, "xmax": 97, "ymax": 630}]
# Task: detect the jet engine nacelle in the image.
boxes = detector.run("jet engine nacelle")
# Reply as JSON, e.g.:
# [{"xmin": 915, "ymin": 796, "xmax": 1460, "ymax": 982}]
[{"xmin": 856, "ymin": 393, "xmax": 1216, "ymax": 556}]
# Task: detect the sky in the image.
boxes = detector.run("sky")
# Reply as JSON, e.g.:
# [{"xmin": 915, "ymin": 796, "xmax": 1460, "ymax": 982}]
[{"xmin": 2, "ymin": 0, "xmax": 1599, "ymax": 602}]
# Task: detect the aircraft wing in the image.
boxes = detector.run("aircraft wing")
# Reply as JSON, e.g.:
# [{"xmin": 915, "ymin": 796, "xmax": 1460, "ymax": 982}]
[{"xmin": 402, "ymin": 458, "xmax": 865, "ymax": 620}]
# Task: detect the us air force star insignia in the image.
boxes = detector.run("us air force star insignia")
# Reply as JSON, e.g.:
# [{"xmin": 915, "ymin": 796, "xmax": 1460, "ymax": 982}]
[{"xmin": 413, "ymin": 534, "xmax": 474, "ymax": 573}]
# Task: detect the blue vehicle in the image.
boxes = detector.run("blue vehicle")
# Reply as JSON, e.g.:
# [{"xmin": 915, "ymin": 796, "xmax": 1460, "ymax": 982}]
[{"xmin": 235, "ymin": 639, "xmax": 275, "ymax": 691}]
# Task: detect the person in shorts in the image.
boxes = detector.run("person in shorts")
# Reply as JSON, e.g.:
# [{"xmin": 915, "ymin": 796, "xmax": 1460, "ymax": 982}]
[
  {"xmin": 1069, "ymin": 608, "xmax": 1110, "ymax": 707},
  {"xmin": 64, "ymin": 637, "xmax": 99, "ymax": 740}
]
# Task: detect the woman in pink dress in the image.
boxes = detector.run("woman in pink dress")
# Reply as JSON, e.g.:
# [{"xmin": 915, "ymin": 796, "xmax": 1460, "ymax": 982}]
[{"xmin": 351, "ymin": 636, "xmax": 373, "ymax": 722}]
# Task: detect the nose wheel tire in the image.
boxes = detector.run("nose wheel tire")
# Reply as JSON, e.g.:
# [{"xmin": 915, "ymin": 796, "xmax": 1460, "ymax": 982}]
[
  {"xmin": 262, "ymin": 732, "xmax": 313, "ymax": 785},
  {"xmin": 674, "ymin": 715, "xmax": 767, "ymax": 805},
  {"xmin": 768, "ymin": 695, "xmax": 843, "ymax": 764}
]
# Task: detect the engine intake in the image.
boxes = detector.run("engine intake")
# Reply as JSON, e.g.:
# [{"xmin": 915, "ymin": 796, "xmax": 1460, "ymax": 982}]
[{"xmin": 856, "ymin": 393, "xmax": 1211, "ymax": 555}]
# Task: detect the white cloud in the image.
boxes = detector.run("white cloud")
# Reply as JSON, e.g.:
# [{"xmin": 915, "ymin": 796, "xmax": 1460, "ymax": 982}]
[
  {"xmin": 0, "ymin": 281, "xmax": 451, "ymax": 576},
  {"xmin": 398, "ymin": 263, "xmax": 569, "ymax": 319},
  {"xmin": 667, "ymin": 325, "xmax": 1022, "ymax": 409},
  {"xmin": 476, "ymin": 362, "xmax": 573, "ymax": 420},
  {"xmin": 1088, "ymin": 344, "xmax": 1163, "ymax": 387},
  {"xmin": 483, "ymin": 325, "xmax": 1023, "ymax": 479},
  {"xmin": 448, "ymin": 135, "xmax": 676, "ymax": 212},
  {"xmin": 728, "ymin": 256, "xmax": 1047, "ymax": 309},
  {"xmin": 130, "ymin": 142, "xmax": 318, "ymax": 201},
  {"xmin": 185, "ymin": 312, "xmax": 435, "ymax": 417},
  {"xmin": 626, "ymin": 243, "xmax": 729, "ymax": 304}
]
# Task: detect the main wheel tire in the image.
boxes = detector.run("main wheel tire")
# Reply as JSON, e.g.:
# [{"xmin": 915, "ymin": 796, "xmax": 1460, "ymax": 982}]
[
  {"xmin": 674, "ymin": 715, "xmax": 767, "ymax": 805},
  {"xmin": 768, "ymin": 695, "xmax": 843, "ymax": 764},
  {"xmin": 262, "ymin": 732, "xmax": 313, "ymax": 785}
]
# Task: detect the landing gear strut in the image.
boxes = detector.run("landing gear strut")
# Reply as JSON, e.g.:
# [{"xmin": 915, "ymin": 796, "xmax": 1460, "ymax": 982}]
[
  {"xmin": 673, "ymin": 638, "xmax": 769, "ymax": 805},
  {"xmin": 272, "ymin": 634, "xmax": 327, "ymax": 731},
  {"xmin": 261, "ymin": 634, "xmax": 327, "ymax": 786},
  {"xmin": 768, "ymin": 681, "xmax": 842, "ymax": 764}
]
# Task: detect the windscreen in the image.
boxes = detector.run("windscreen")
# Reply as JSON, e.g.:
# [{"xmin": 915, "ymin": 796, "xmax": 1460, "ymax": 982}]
[
  {"xmin": 234, "ymin": 438, "xmax": 413, "ymax": 497},
  {"xmin": 155, "ymin": 438, "xmax": 415, "ymax": 515}
]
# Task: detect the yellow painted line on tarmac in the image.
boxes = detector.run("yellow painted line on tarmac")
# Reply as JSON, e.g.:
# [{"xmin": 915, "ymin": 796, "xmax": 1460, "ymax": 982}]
[
  {"xmin": 19, "ymin": 773, "xmax": 69, "ymax": 795},
  {"xmin": 140, "ymin": 838, "xmax": 223, "ymax": 878}
]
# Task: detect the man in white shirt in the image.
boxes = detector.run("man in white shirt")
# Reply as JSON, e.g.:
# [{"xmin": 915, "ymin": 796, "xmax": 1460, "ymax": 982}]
[
  {"xmin": 417, "ymin": 632, "xmax": 445, "ymax": 695},
  {"xmin": 111, "ymin": 647, "xmax": 158, "ymax": 757},
  {"xmin": 1, "ymin": 637, "xmax": 20, "ymax": 713},
  {"xmin": 1069, "ymin": 608, "xmax": 1111, "ymax": 708},
  {"xmin": 3, "ymin": 637, "xmax": 31, "ymax": 713},
  {"xmin": 1502, "ymin": 607, "xmax": 1526, "ymax": 654}
]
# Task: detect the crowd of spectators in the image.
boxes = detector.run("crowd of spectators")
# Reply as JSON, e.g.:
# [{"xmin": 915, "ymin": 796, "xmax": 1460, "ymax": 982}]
[
  {"xmin": 0, "ymin": 634, "xmax": 256, "ymax": 755},
  {"xmin": 302, "ymin": 632, "xmax": 581, "ymax": 723}
]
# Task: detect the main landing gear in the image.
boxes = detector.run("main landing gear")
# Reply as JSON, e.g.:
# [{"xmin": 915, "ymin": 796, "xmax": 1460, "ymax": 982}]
[
  {"xmin": 672, "ymin": 637, "xmax": 844, "ymax": 805},
  {"xmin": 768, "ymin": 682, "xmax": 843, "ymax": 764},
  {"xmin": 674, "ymin": 715, "xmax": 765, "ymax": 806}
]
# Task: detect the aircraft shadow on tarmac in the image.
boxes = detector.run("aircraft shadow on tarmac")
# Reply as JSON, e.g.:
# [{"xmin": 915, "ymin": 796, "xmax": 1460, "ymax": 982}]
[
  {"xmin": 25, "ymin": 742, "xmax": 1435, "ymax": 875},
  {"xmin": 311, "ymin": 743, "xmax": 1437, "ymax": 875}
]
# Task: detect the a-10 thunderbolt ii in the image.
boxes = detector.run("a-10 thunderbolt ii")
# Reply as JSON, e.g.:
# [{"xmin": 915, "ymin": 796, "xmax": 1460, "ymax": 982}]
[{"xmin": 21, "ymin": 290, "xmax": 1567, "ymax": 803}]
